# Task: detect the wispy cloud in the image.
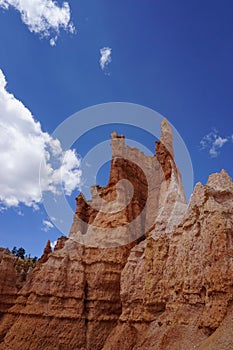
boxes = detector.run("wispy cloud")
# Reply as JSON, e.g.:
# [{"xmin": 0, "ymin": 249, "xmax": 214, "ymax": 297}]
[
  {"xmin": 0, "ymin": 0, "xmax": 75, "ymax": 45},
  {"xmin": 200, "ymin": 128, "xmax": 232, "ymax": 158},
  {"xmin": 0, "ymin": 69, "xmax": 81, "ymax": 209},
  {"xmin": 42, "ymin": 219, "xmax": 54, "ymax": 232},
  {"xmin": 100, "ymin": 47, "xmax": 112, "ymax": 73}
]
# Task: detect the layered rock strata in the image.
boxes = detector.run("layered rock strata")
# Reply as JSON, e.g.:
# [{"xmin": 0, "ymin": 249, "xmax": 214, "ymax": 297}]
[
  {"xmin": 103, "ymin": 170, "xmax": 233, "ymax": 350},
  {"xmin": 0, "ymin": 118, "xmax": 184, "ymax": 350},
  {"xmin": 0, "ymin": 119, "xmax": 232, "ymax": 350},
  {"xmin": 0, "ymin": 249, "xmax": 22, "ymax": 320}
]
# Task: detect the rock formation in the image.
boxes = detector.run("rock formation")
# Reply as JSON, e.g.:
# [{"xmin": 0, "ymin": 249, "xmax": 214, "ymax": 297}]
[
  {"xmin": 103, "ymin": 169, "xmax": 233, "ymax": 350},
  {"xmin": 0, "ymin": 248, "xmax": 37, "ymax": 342},
  {"xmin": 0, "ymin": 119, "xmax": 233, "ymax": 350},
  {"xmin": 38, "ymin": 240, "xmax": 52, "ymax": 264},
  {"xmin": 0, "ymin": 249, "xmax": 21, "ymax": 320}
]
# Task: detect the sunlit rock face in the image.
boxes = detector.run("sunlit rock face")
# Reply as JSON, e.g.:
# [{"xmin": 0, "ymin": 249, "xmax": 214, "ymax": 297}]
[
  {"xmin": 0, "ymin": 249, "xmax": 23, "ymax": 319},
  {"xmin": 0, "ymin": 120, "xmax": 232, "ymax": 350},
  {"xmin": 103, "ymin": 170, "xmax": 233, "ymax": 350}
]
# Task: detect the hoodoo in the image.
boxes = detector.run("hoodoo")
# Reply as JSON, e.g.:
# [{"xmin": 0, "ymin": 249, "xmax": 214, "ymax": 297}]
[{"xmin": 0, "ymin": 120, "xmax": 233, "ymax": 350}]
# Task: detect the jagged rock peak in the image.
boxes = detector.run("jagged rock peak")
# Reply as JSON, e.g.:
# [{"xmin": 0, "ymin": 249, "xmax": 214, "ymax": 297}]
[
  {"xmin": 54, "ymin": 236, "xmax": 68, "ymax": 251},
  {"xmin": 160, "ymin": 117, "xmax": 174, "ymax": 157},
  {"xmin": 38, "ymin": 239, "xmax": 52, "ymax": 264},
  {"xmin": 206, "ymin": 168, "xmax": 233, "ymax": 190},
  {"xmin": 70, "ymin": 118, "xmax": 185, "ymax": 246}
]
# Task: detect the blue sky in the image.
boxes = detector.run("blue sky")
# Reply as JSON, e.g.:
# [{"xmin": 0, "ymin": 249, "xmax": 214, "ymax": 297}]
[{"xmin": 0, "ymin": 0, "xmax": 232, "ymax": 257}]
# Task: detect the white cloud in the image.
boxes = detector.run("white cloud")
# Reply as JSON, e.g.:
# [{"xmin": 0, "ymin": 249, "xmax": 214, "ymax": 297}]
[
  {"xmin": 42, "ymin": 219, "xmax": 54, "ymax": 232},
  {"xmin": 200, "ymin": 129, "xmax": 230, "ymax": 158},
  {"xmin": 0, "ymin": 0, "xmax": 75, "ymax": 45},
  {"xmin": 0, "ymin": 69, "xmax": 81, "ymax": 209},
  {"xmin": 60, "ymin": 150, "xmax": 82, "ymax": 195},
  {"xmin": 100, "ymin": 47, "xmax": 112, "ymax": 72},
  {"xmin": 49, "ymin": 36, "xmax": 57, "ymax": 46},
  {"xmin": 50, "ymin": 240, "xmax": 57, "ymax": 249}
]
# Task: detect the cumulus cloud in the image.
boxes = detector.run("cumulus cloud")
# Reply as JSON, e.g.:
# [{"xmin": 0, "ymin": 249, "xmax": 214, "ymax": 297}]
[
  {"xmin": 0, "ymin": 0, "xmax": 75, "ymax": 45},
  {"xmin": 200, "ymin": 128, "xmax": 230, "ymax": 158},
  {"xmin": 42, "ymin": 219, "xmax": 54, "ymax": 232},
  {"xmin": 0, "ymin": 69, "xmax": 81, "ymax": 209},
  {"xmin": 100, "ymin": 47, "xmax": 112, "ymax": 73}
]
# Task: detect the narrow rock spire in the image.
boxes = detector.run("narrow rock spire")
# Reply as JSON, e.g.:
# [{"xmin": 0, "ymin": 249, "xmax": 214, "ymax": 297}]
[
  {"xmin": 160, "ymin": 118, "xmax": 174, "ymax": 158},
  {"xmin": 38, "ymin": 240, "xmax": 52, "ymax": 264}
]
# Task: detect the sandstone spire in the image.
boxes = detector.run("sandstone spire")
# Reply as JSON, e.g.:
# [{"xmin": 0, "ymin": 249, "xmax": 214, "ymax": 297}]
[
  {"xmin": 160, "ymin": 118, "xmax": 174, "ymax": 158},
  {"xmin": 38, "ymin": 240, "xmax": 52, "ymax": 264}
]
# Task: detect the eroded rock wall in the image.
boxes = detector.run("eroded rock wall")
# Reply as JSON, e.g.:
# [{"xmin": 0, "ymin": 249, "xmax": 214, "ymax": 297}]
[
  {"xmin": 1, "ymin": 119, "xmax": 232, "ymax": 350},
  {"xmin": 0, "ymin": 249, "xmax": 20, "ymax": 319},
  {"xmin": 103, "ymin": 170, "xmax": 233, "ymax": 350},
  {"xmin": 0, "ymin": 119, "xmax": 184, "ymax": 350}
]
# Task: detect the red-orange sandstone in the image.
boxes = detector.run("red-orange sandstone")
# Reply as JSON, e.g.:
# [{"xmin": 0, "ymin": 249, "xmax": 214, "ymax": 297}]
[{"xmin": 0, "ymin": 120, "xmax": 232, "ymax": 349}]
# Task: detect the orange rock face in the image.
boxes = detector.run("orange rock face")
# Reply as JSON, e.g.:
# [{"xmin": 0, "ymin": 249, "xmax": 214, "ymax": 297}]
[
  {"xmin": 0, "ymin": 249, "xmax": 20, "ymax": 320},
  {"xmin": 103, "ymin": 170, "xmax": 233, "ymax": 350},
  {"xmin": 0, "ymin": 249, "xmax": 36, "ymax": 343},
  {"xmin": 0, "ymin": 119, "xmax": 232, "ymax": 350}
]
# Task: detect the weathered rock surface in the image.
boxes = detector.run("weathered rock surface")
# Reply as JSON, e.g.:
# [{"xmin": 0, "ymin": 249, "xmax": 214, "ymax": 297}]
[
  {"xmin": 103, "ymin": 170, "xmax": 233, "ymax": 350},
  {"xmin": 0, "ymin": 241, "xmax": 134, "ymax": 350},
  {"xmin": 0, "ymin": 248, "xmax": 37, "ymax": 342},
  {"xmin": 0, "ymin": 119, "xmax": 232, "ymax": 349},
  {"xmin": 38, "ymin": 239, "xmax": 52, "ymax": 264},
  {"xmin": 0, "ymin": 249, "xmax": 20, "ymax": 320},
  {"xmin": 70, "ymin": 118, "xmax": 186, "ymax": 248}
]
